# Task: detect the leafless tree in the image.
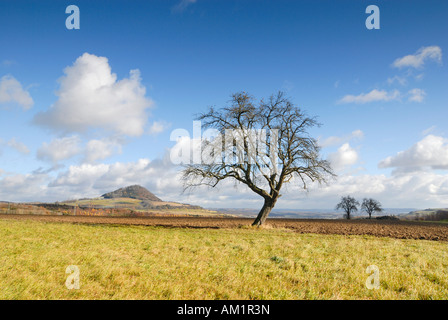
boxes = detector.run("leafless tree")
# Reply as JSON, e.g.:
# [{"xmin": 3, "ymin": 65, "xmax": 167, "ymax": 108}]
[
  {"xmin": 182, "ymin": 91, "xmax": 335, "ymax": 226},
  {"xmin": 361, "ymin": 198, "xmax": 383, "ymax": 219},
  {"xmin": 335, "ymin": 195, "xmax": 359, "ymax": 220}
]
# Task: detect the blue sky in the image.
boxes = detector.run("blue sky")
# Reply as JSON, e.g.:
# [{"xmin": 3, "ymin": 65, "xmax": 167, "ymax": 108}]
[{"xmin": 0, "ymin": 0, "xmax": 447, "ymax": 209}]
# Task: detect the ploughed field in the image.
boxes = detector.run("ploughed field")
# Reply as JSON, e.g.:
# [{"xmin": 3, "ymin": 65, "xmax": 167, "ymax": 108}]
[{"xmin": 1, "ymin": 214, "xmax": 447, "ymax": 241}]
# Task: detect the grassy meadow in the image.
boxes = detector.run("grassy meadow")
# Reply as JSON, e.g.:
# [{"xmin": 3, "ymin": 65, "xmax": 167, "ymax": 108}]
[{"xmin": 0, "ymin": 218, "xmax": 447, "ymax": 299}]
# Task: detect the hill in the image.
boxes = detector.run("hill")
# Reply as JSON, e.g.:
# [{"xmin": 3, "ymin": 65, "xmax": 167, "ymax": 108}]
[
  {"xmin": 101, "ymin": 185, "xmax": 162, "ymax": 201},
  {"xmin": 401, "ymin": 208, "xmax": 448, "ymax": 222},
  {"xmin": 57, "ymin": 185, "xmax": 226, "ymax": 217},
  {"xmin": 0, "ymin": 185, "xmax": 221, "ymax": 217}
]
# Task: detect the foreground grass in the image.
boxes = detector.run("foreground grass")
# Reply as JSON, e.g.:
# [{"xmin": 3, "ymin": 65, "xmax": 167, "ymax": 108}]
[{"xmin": 0, "ymin": 219, "xmax": 447, "ymax": 299}]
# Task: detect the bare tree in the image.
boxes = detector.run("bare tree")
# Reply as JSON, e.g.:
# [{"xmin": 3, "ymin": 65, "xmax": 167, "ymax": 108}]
[
  {"xmin": 361, "ymin": 198, "xmax": 383, "ymax": 219},
  {"xmin": 182, "ymin": 91, "xmax": 335, "ymax": 226},
  {"xmin": 335, "ymin": 195, "xmax": 359, "ymax": 220}
]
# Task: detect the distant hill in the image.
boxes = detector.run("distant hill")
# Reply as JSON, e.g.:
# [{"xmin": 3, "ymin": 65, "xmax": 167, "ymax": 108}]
[
  {"xmin": 401, "ymin": 208, "xmax": 448, "ymax": 221},
  {"xmin": 101, "ymin": 185, "xmax": 162, "ymax": 202},
  {"xmin": 0, "ymin": 185, "xmax": 222, "ymax": 217},
  {"xmin": 53, "ymin": 185, "xmax": 224, "ymax": 217}
]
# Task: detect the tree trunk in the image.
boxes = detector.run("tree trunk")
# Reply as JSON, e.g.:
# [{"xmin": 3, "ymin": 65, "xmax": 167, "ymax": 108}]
[{"xmin": 252, "ymin": 198, "xmax": 276, "ymax": 226}]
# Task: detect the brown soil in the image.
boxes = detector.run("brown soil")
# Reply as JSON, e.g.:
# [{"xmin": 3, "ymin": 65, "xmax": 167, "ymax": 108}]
[{"xmin": 1, "ymin": 214, "xmax": 447, "ymax": 241}]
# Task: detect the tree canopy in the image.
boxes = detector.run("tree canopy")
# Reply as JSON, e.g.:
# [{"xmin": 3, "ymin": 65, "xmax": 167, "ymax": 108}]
[
  {"xmin": 182, "ymin": 91, "xmax": 335, "ymax": 225},
  {"xmin": 335, "ymin": 195, "xmax": 360, "ymax": 220},
  {"xmin": 361, "ymin": 198, "xmax": 383, "ymax": 219}
]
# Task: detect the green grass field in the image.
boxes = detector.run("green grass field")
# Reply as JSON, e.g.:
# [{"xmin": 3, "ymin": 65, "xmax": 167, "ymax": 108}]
[{"xmin": 0, "ymin": 218, "xmax": 447, "ymax": 299}]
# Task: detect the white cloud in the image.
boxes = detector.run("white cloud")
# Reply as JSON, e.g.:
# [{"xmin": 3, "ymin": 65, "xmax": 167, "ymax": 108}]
[
  {"xmin": 393, "ymin": 46, "xmax": 442, "ymax": 69},
  {"xmin": 407, "ymin": 88, "xmax": 426, "ymax": 103},
  {"xmin": 48, "ymin": 157, "xmax": 181, "ymax": 201},
  {"xmin": 50, "ymin": 162, "xmax": 111, "ymax": 188},
  {"xmin": 7, "ymin": 138, "xmax": 30, "ymax": 154},
  {"xmin": 84, "ymin": 138, "xmax": 122, "ymax": 163},
  {"xmin": 379, "ymin": 135, "xmax": 448, "ymax": 170},
  {"xmin": 319, "ymin": 130, "xmax": 363, "ymax": 148},
  {"xmin": 338, "ymin": 89, "xmax": 400, "ymax": 104},
  {"xmin": 327, "ymin": 143, "xmax": 359, "ymax": 171},
  {"xmin": 414, "ymin": 73, "xmax": 424, "ymax": 81},
  {"xmin": 4, "ymin": 130, "xmax": 448, "ymax": 209},
  {"xmin": 0, "ymin": 75, "xmax": 34, "ymax": 109},
  {"xmin": 37, "ymin": 135, "xmax": 124, "ymax": 164},
  {"xmin": 37, "ymin": 136, "xmax": 82, "ymax": 162},
  {"xmin": 292, "ymin": 171, "xmax": 448, "ymax": 209},
  {"xmin": 2, "ymin": 147, "xmax": 448, "ymax": 209},
  {"xmin": 171, "ymin": 164, "xmax": 448, "ymax": 209},
  {"xmin": 148, "ymin": 120, "xmax": 171, "ymax": 136},
  {"xmin": 0, "ymin": 171, "xmax": 49, "ymax": 202},
  {"xmin": 33, "ymin": 53, "xmax": 153, "ymax": 137},
  {"xmin": 387, "ymin": 75, "xmax": 407, "ymax": 86}
]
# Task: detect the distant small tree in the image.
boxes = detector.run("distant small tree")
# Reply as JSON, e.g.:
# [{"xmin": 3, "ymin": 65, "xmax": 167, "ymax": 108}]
[
  {"xmin": 361, "ymin": 198, "xmax": 383, "ymax": 219},
  {"xmin": 335, "ymin": 195, "xmax": 359, "ymax": 220}
]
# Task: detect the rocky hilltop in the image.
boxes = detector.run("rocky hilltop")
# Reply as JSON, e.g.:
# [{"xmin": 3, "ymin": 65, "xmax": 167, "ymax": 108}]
[
  {"xmin": 0, "ymin": 185, "xmax": 222, "ymax": 217},
  {"xmin": 101, "ymin": 185, "xmax": 162, "ymax": 202}
]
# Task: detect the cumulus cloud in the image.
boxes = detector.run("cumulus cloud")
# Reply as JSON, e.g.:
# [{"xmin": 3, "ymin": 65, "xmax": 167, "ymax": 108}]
[
  {"xmin": 84, "ymin": 138, "xmax": 122, "ymax": 163},
  {"xmin": 48, "ymin": 157, "xmax": 181, "ymax": 200},
  {"xmin": 37, "ymin": 136, "xmax": 82, "ymax": 162},
  {"xmin": 0, "ymin": 171, "xmax": 49, "ymax": 202},
  {"xmin": 338, "ymin": 89, "xmax": 400, "ymax": 104},
  {"xmin": 2, "ymin": 149, "xmax": 448, "ymax": 208},
  {"xmin": 0, "ymin": 75, "xmax": 34, "ymax": 109},
  {"xmin": 173, "ymin": 164, "xmax": 448, "ymax": 209},
  {"xmin": 393, "ymin": 46, "xmax": 442, "ymax": 69},
  {"xmin": 50, "ymin": 162, "xmax": 111, "ymax": 188},
  {"xmin": 33, "ymin": 53, "xmax": 153, "ymax": 137},
  {"xmin": 290, "ymin": 171, "xmax": 448, "ymax": 209},
  {"xmin": 379, "ymin": 135, "xmax": 448, "ymax": 171},
  {"xmin": 327, "ymin": 143, "xmax": 359, "ymax": 171},
  {"xmin": 318, "ymin": 130, "xmax": 363, "ymax": 148},
  {"xmin": 37, "ymin": 135, "xmax": 123, "ymax": 164}
]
